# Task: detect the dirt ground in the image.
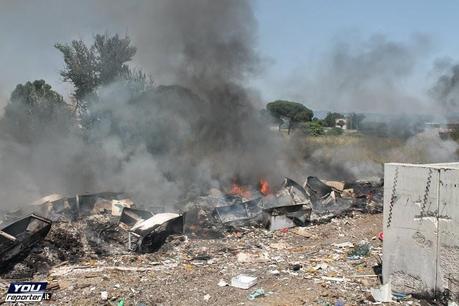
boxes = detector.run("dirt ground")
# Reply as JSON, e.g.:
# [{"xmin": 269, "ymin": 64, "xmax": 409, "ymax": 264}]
[{"xmin": 1, "ymin": 211, "xmax": 425, "ymax": 306}]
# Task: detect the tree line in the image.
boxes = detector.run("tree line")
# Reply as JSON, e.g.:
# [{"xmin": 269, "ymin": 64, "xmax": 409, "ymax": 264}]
[
  {"xmin": 264, "ymin": 100, "xmax": 365, "ymax": 136},
  {"xmin": 0, "ymin": 32, "xmax": 365, "ymax": 144}
]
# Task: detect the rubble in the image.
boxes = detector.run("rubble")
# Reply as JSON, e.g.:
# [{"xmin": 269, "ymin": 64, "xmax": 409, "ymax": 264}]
[
  {"xmin": 1, "ymin": 212, "xmax": 433, "ymax": 305},
  {"xmin": 0, "ymin": 176, "xmax": 384, "ymax": 267},
  {"xmin": 0, "ymin": 175, "xmax": 405, "ymax": 305}
]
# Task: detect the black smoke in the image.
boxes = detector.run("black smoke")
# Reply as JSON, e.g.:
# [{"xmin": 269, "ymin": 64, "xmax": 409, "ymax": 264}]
[{"xmin": 0, "ymin": 0, "xmax": 286, "ymax": 208}]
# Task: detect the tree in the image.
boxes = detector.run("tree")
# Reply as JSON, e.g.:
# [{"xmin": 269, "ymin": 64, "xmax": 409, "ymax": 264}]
[
  {"xmin": 1, "ymin": 80, "xmax": 73, "ymax": 143},
  {"xmin": 93, "ymin": 33, "xmax": 137, "ymax": 85},
  {"xmin": 323, "ymin": 112, "xmax": 344, "ymax": 127},
  {"xmin": 55, "ymin": 33, "xmax": 138, "ymax": 113},
  {"xmin": 302, "ymin": 121, "xmax": 324, "ymax": 136},
  {"xmin": 348, "ymin": 113, "xmax": 365, "ymax": 130},
  {"xmin": 266, "ymin": 100, "xmax": 314, "ymax": 134},
  {"xmin": 55, "ymin": 40, "xmax": 98, "ymax": 104}
]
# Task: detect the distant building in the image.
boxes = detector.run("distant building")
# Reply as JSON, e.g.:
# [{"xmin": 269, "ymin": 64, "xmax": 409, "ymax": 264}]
[{"xmin": 335, "ymin": 118, "xmax": 350, "ymax": 130}]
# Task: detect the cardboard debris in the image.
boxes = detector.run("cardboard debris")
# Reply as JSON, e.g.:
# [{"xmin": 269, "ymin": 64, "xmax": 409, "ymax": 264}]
[
  {"xmin": 325, "ymin": 180, "xmax": 345, "ymax": 192},
  {"xmin": 111, "ymin": 199, "xmax": 134, "ymax": 216},
  {"xmin": 342, "ymin": 188, "xmax": 354, "ymax": 197}
]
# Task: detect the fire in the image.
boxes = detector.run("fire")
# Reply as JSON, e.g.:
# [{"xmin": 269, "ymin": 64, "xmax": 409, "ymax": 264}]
[
  {"xmin": 229, "ymin": 178, "xmax": 271, "ymax": 198},
  {"xmin": 259, "ymin": 179, "xmax": 271, "ymax": 195},
  {"xmin": 230, "ymin": 182, "xmax": 252, "ymax": 198}
]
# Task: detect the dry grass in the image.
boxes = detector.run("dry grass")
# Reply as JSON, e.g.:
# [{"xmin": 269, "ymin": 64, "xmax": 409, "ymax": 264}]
[{"xmin": 286, "ymin": 131, "xmax": 457, "ymax": 180}]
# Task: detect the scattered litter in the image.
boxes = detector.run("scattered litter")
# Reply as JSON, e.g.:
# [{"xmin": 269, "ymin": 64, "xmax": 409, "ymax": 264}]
[
  {"xmin": 370, "ymin": 283, "xmax": 392, "ymax": 303},
  {"xmin": 269, "ymin": 242, "xmax": 288, "ymax": 250},
  {"xmin": 335, "ymin": 299, "xmax": 345, "ymax": 306},
  {"xmin": 0, "ymin": 176, "xmax": 392, "ymax": 304},
  {"xmin": 248, "ymin": 288, "xmax": 265, "ymax": 300},
  {"xmin": 392, "ymin": 291, "xmax": 411, "ymax": 301},
  {"xmin": 101, "ymin": 291, "xmax": 108, "ymax": 301},
  {"xmin": 314, "ymin": 263, "xmax": 328, "ymax": 271},
  {"xmin": 321, "ymin": 276, "xmax": 346, "ymax": 283},
  {"xmin": 290, "ymin": 263, "xmax": 302, "ymax": 271},
  {"xmin": 291, "ymin": 227, "xmax": 312, "ymax": 238},
  {"xmin": 347, "ymin": 241, "xmax": 371, "ymax": 260},
  {"xmin": 333, "ymin": 242, "xmax": 354, "ymax": 248},
  {"xmin": 236, "ymin": 252, "xmax": 268, "ymax": 263},
  {"xmin": 264, "ymin": 214, "xmax": 297, "ymax": 231},
  {"xmin": 231, "ymin": 274, "xmax": 257, "ymax": 289}
]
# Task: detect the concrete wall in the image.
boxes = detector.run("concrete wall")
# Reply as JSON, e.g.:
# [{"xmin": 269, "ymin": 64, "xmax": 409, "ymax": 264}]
[{"xmin": 383, "ymin": 163, "xmax": 459, "ymax": 298}]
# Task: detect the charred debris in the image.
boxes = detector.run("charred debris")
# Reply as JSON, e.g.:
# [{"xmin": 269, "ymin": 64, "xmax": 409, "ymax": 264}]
[{"xmin": 0, "ymin": 176, "xmax": 382, "ymax": 277}]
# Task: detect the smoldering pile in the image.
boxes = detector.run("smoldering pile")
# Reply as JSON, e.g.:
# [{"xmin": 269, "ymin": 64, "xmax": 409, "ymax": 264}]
[{"xmin": 0, "ymin": 176, "xmax": 382, "ymax": 278}]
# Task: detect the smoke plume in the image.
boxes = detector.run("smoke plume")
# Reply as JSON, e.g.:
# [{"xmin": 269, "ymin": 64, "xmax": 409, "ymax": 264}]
[
  {"xmin": 0, "ymin": 1, "xmax": 458, "ymax": 210},
  {"xmin": 277, "ymin": 33, "xmax": 432, "ymax": 114},
  {"xmin": 276, "ymin": 34, "xmax": 458, "ymax": 181},
  {"xmin": 0, "ymin": 0, "xmax": 286, "ymax": 209},
  {"xmin": 430, "ymin": 57, "xmax": 459, "ymax": 116}
]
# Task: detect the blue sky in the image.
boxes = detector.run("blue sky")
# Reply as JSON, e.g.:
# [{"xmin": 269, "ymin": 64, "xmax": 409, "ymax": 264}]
[{"xmin": 255, "ymin": 0, "xmax": 459, "ymax": 70}]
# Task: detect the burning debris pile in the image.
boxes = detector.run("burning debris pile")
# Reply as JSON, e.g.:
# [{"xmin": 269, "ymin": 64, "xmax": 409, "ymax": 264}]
[{"xmin": 0, "ymin": 176, "xmax": 382, "ymax": 279}]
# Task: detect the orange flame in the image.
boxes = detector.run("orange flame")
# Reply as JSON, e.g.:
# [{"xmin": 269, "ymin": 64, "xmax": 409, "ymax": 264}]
[
  {"xmin": 230, "ymin": 183, "xmax": 252, "ymax": 198},
  {"xmin": 259, "ymin": 179, "xmax": 271, "ymax": 195}
]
